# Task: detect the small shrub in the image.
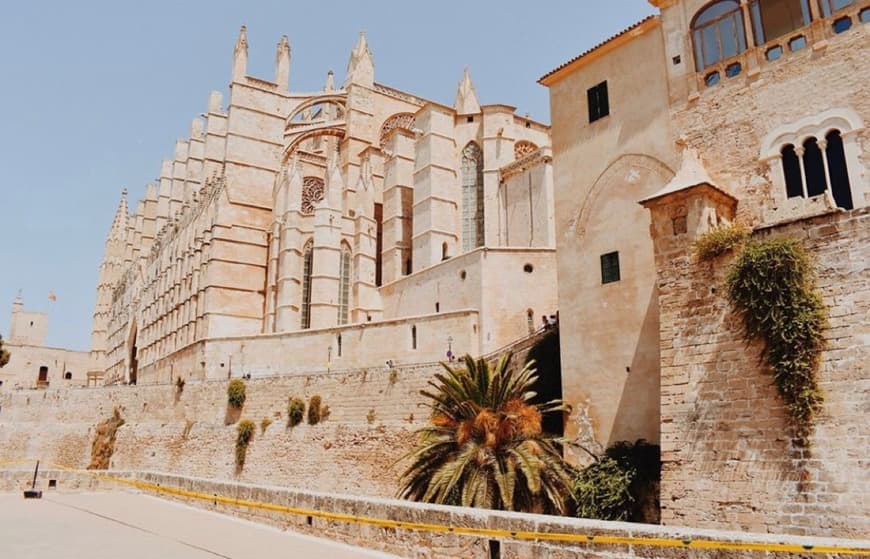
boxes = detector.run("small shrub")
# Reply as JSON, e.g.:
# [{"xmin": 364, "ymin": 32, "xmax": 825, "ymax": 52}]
[
  {"xmin": 287, "ymin": 398, "xmax": 305, "ymax": 427},
  {"xmin": 574, "ymin": 457, "xmax": 635, "ymax": 521},
  {"xmin": 693, "ymin": 223, "xmax": 749, "ymax": 261},
  {"xmin": 182, "ymin": 419, "xmax": 195, "ymax": 438},
  {"xmin": 235, "ymin": 419, "xmax": 255, "ymax": 473},
  {"xmin": 573, "ymin": 440, "xmax": 661, "ymax": 522},
  {"xmin": 726, "ymin": 238, "xmax": 826, "ymax": 447},
  {"xmin": 307, "ymin": 395, "xmax": 322, "ymax": 425},
  {"xmin": 260, "ymin": 417, "xmax": 272, "ymax": 434},
  {"xmin": 227, "ymin": 379, "xmax": 247, "ymax": 409},
  {"xmin": 88, "ymin": 407, "xmax": 126, "ymax": 470},
  {"xmin": 320, "ymin": 404, "xmax": 331, "ymax": 421},
  {"xmin": 388, "ymin": 369, "xmax": 398, "ymax": 385},
  {"xmin": 366, "ymin": 408, "xmax": 376, "ymax": 424}
]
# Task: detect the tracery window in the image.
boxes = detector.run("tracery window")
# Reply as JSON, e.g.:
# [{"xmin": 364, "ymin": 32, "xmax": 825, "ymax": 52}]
[
  {"xmin": 780, "ymin": 129, "xmax": 853, "ymax": 210},
  {"xmin": 692, "ymin": 1, "xmax": 748, "ymax": 70},
  {"xmin": 379, "ymin": 113, "xmax": 416, "ymax": 147},
  {"xmin": 301, "ymin": 240, "xmax": 314, "ymax": 329},
  {"xmin": 461, "ymin": 142, "xmax": 484, "ymax": 252},
  {"xmin": 301, "ymin": 177, "xmax": 325, "ymax": 215},
  {"xmin": 750, "ymin": 0, "xmax": 811, "ymax": 44},
  {"xmin": 337, "ymin": 243, "xmax": 351, "ymax": 325},
  {"xmin": 514, "ymin": 140, "xmax": 538, "ymax": 160}
]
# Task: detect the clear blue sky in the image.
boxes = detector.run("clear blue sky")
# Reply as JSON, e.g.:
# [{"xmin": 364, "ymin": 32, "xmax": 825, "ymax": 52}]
[{"xmin": 0, "ymin": 0, "xmax": 655, "ymax": 350}]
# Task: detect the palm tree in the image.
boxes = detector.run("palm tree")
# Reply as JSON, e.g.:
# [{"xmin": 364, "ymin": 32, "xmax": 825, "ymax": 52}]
[{"xmin": 398, "ymin": 354, "xmax": 574, "ymax": 515}]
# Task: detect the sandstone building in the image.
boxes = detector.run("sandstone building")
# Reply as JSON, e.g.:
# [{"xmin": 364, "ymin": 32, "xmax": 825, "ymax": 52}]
[
  {"xmin": 0, "ymin": 294, "xmax": 89, "ymax": 389},
  {"xmin": 542, "ymin": 0, "xmax": 868, "ymax": 536},
  {"xmin": 90, "ymin": 30, "xmax": 557, "ymax": 385}
]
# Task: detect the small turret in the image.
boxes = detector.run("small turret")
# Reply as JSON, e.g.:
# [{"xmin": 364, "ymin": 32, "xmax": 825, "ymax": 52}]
[
  {"xmin": 345, "ymin": 32, "xmax": 374, "ymax": 88},
  {"xmin": 454, "ymin": 68, "xmax": 481, "ymax": 115},
  {"xmin": 232, "ymin": 25, "xmax": 248, "ymax": 82},
  {"xmin": 324, "ymin": 70, "xmax": 335, "ymax": 92},
  {"xmin": 275, "ymin": 35, "xmax": 291, "ymax": 92}
]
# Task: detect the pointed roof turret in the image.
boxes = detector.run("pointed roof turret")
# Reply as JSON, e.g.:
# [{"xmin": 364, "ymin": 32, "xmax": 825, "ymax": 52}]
[
  {"xmin": 324, "ymin": 70, "xmax": 335, "ymax": 92},
  {"xmin": 108, "ymin": 189, "xmax": 129, "ymax": 242},
  {"xmin": 232, "ymin": 25, "xmax": 249, "ymax": 81},
  {"xmin": 345, "ymin": 32, "xmax": 374, "ymax": 88},
  {"xmin": 275, "ymin": 35, "xmax": 291, "ymax": 91},
  {"xmin": 454, "ymin": 68, "xmax": 481, "ymax": 115}
]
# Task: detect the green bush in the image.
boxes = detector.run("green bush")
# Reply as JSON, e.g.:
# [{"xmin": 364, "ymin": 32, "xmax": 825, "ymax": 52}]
[
  {"xmin": 726, "ymin": 238, "xmax": 826, "ymax": 447},
  {"xmin": 574, "ymin": 439, "xmax": 661, "ymax": 522},
  {"xmin": 287, "ymin": 398, "xmax": 305, "ymax": 427},
  {"xmin": 307, "ymin": 395, "xmax": 322, "ymax": 425},
  {"xmin": 574, "ymin": 457, "xmax": 634, "ymax": 521},
  {"xmin": 227, "ymin": 379, "xmax": 247, "ymax": 409},
  {"xmin": 693, "ymin": 223, "xmax": 749, "ymax": 261},
  {"xmin": 235, "ymin": 419, "xmax": 255, "ymax": 472}
]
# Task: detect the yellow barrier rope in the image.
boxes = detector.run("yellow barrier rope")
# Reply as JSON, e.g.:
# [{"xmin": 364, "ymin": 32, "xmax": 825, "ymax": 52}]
[{"xmin": 2, "ymin": 460, "xmax": 867, "ymax": 556}]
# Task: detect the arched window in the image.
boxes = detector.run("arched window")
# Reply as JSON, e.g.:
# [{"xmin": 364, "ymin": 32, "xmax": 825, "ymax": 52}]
[
  {"xmin": 411, "ymin": 325, "xmax": 417, "ymax": 350},
  {"xmin": 825, "ymin": 130, "xmax": 854, "ymax": 210},
  {"xmin": 461, "ymin": 142, "xmax": 484, "ymax": 252},
  {"xmin": 781, "ymin": 144, "xmax": 804, "ymax": 198},
  {"xmin": 301, "ymin": 240, "xmax": 314, "ymax": 329},
  {"xmin": 692, "ymin": 1, "xmax": 748, "ymax": 71},
  {"xmin": 64, "ymin": 372, "xmax": 72, "ymax": 380},
  {"xmin": 338, "ymin": 243, "xmax": 351, "ymax": 325},
  {"xmin": 780, "ymin": 129, "xmax": 854, "ymax": 210},
  {"xmin": 750, "ymin": 0, "xmax": 811, "ymax": 45},
  {"xmin": 441, "ymin": 242, "xmax": 449, "ymax": 261}
]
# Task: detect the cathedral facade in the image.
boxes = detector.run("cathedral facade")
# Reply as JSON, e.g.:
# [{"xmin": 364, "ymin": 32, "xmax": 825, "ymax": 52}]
[{"xmin": 90, "ymin": 30, "xmax": 557, "ymax": 385}]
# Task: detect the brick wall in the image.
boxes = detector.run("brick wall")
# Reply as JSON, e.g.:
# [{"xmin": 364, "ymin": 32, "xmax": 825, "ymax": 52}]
[{"xmin": 657, "ymin": 207, "xmax": 869, "ymax": 538}]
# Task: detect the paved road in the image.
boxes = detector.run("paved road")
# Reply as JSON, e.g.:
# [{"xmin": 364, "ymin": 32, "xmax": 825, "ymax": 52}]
[{"xmin": 0, "ymin": 492, "xmax": 404, "ymax": 559}]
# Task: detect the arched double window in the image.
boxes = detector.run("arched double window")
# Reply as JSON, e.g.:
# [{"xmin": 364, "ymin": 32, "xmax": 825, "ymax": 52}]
[
  {"xmin": 337, "ymin": 243, "xmax": 352, "ymax": 325},
  {"xmin": 300, "ymin": 240, "xmax": 314, "ymax": 329},
  {"xmin": 781, "ymin": 129, "xmax": 853, "ymax": 210},
  {"xmin": 461, "ymin": 142, "xmax": 484, "ymax": 252},
  {"xmin": 692, "ymin": 1, "xmax": 748, "ymax": 70}
]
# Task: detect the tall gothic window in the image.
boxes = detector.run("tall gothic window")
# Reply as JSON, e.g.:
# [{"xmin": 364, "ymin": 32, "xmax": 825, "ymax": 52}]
[
  {"xmin": 338, "ymin": 243, "xmax": 351, "ymax": 325},
  {"xmin": 781, "ymin": 129, "xmax": 853, "ymax": 210},
  {"xmin": 750, "ymin": 0, "xmax": 811, "ymax": 44},
  {"xmin": 461, "ymin": 142, "xmax": 484, "ymax": 252},
  {"xmin": 692, "ymin": 1, "xmax": 748, "ymax": 70},
  {"xmin": 301, "ymin": 240, "xmax": 314, "ymax": 329}
]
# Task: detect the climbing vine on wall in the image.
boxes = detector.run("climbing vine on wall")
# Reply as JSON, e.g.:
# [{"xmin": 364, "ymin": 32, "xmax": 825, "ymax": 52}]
[{"xmin": 725, "ymin": 238, "xmax": 826, "ymax": 447}]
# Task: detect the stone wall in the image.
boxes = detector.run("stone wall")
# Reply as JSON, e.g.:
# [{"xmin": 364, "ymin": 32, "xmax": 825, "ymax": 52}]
[
  {"xmin": 0, "ymin": 364, "xmax": 444, "ymax": 498},
  {"xmin": 3, "ymin": 468, "xmax": 866, "ymax": 558},
  {"xmin": 656, "ymin": 207, "xmax": 869, "ymax": 538}
]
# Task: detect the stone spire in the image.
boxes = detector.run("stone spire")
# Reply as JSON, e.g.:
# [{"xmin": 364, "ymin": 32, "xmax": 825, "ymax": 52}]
[
  {"xmin": 345, "ymin": 32, "xmax": 374, "ymax": 88},
  {"xmin": 108, "ymin": 189, "xmax": 129, "ymax": 243},
  {"xmin": 275, "ymin": 35, "xmax": 291, "ymax": 91},
  {"xmin": 324, "ymin": 70, "xmax": 335, "ymax": 92},
  {"xmin": 454, "ymin": 68, "xmax": 481, "ymax": 115},
  {"xmin": 232, "ymin": 25, "xmax": 248, "ymax": 82}
]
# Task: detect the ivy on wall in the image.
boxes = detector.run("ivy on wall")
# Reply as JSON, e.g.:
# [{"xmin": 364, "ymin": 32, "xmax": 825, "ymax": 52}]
[{"xmin": 725, "ymin": 238, "xmax": 826, "ymax": 447}]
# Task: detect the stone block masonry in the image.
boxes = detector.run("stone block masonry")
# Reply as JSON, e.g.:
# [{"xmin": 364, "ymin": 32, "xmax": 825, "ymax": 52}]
[
  {"xmin": 0, "ymin": 364, "xmax": 442, "ymax": 498},
  {"xmin": 656, "ymin": 207, "xmax": 870, "ymax": 538}
]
